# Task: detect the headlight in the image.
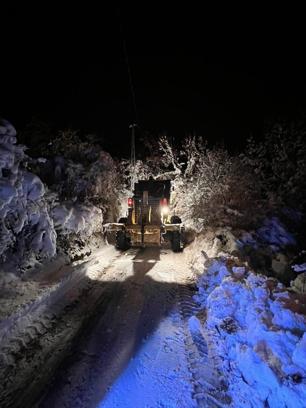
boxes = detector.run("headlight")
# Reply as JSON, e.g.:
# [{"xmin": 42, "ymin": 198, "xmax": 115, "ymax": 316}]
[{"xmin": 161, "ymin": 205, "xmax": 169, "ymax": 216}]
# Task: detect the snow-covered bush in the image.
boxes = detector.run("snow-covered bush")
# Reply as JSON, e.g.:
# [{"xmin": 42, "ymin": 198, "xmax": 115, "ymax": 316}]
[
  {"xmin": 50, "ymin": 201, "xmax": 103, "ymax": 260},
  {"xmin": 0, "ymin": 119, "xmax": 56, "ymax": 271},
  {"xmin": 25, "ymin": 128, "xmax": 126, "ymax": 259},
  {"xmin": 38, "ymin": 129, "xmax": 122, "ymax": 222},
  {"xmin": 158, "ymin": 136, "xmax": 263, "ymax": 231},
  {"xmin": 51, "ymin": 202, "xmax": 102, "ymax": 237}
]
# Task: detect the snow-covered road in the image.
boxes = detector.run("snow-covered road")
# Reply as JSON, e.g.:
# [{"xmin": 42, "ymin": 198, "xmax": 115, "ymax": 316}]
[
  {"xmin": 1, "ymin": 246, "xmax": 227, "ymax": 408},
  {"xmin": 39, "ymin": 247, "xmax": 196, "ymax": 408}
]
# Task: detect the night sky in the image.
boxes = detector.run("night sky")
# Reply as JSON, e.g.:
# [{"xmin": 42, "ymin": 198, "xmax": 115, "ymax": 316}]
[{"xmin": 1, "ymin": 5, "xmax": 305, "ymax": 156}]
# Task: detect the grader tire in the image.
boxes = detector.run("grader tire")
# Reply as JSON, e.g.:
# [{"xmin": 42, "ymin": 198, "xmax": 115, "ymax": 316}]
[
  {"xmin": 171, "ymin": 231, "xmax": 182, "ymax": 252},
  {"xmin": 116, "ymin": 230, "xmax": 130, "ymax": 250}
]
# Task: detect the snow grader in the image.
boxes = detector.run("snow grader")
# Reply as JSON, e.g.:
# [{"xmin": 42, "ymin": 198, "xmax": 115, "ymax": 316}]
[{"xmin": 104, "ymin": 180, "xmax": 184, "ymax": 252}]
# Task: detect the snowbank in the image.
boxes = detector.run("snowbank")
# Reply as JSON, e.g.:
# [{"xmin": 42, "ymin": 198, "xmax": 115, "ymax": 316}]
[
  {"xmin": 185, "ymin": 228, "xmax": 240, "ymax": 272},
  {"xmin": 0, "ymin": 119, "xmax": 56, "ymax": 271},
  {"xmin": 195, "ymin": 258, "xmax": 306, "ymax": 407}
]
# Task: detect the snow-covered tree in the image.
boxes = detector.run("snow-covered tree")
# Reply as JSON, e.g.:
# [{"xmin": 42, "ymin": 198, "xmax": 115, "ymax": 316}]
[
  {"xmin": 30, "ymin": 128, "xmax": 127, "ymax": 258},
  {"xmin": 0, "ymin": 119, "xmax": 56, "ymax": 271},
  {"xmin": 158, "ymin": 136, "xmax": 263, "ymax": 231},
  {"xmin": 38, "ymin": 129, "xmax": 122, "ymax": 222}
]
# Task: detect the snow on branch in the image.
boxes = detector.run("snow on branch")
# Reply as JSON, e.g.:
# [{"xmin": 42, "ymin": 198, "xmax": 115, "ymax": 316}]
[{"xmin": 0, "ymin": 119, "xmax": 56, "ymax": 271}]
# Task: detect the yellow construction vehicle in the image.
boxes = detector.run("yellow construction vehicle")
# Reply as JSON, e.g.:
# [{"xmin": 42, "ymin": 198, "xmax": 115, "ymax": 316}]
[{"xmin": 105, "ymin": 180, "xmax": 184, "ymax": 252}]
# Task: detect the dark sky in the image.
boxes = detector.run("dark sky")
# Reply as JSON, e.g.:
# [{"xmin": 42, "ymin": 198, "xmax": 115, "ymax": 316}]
[{"xmin": 1, "ymin": 5, "xmax": 306, "ymax": 156}]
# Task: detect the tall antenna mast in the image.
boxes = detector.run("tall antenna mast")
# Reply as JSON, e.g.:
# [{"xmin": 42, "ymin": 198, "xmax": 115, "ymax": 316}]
[{"xmin": 117, "ymin": 7, "xmax": 139, "ymax": 191}]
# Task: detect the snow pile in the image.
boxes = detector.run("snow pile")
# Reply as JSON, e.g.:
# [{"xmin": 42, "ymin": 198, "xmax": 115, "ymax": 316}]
[
  {"xmin": 0, "ymin": 119, "xmax": 56, "ymax": 270},
  {"xmin": 195, "ymin": 259, "xmax": 306, "ymax": 407},
  {"xmin": 185, "ymin": 228, "xmax": 241, "ymax": 279}
]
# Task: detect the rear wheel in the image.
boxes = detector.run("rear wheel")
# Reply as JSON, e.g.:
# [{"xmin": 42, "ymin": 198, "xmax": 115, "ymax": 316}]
[
  {"xmin": 170, "ymin": 215, "xmax": 182, "ymax": 224},
  {"xmin": 171, "ymin": 231, "xmax": 182, "ymax": 252},
  {"xmin": 118, "ymin": 217, "xmax": 127, "ymax": 224},
  {"xmin": 116, "ymin": 230, "xmax": 130, "ymax": 250}
]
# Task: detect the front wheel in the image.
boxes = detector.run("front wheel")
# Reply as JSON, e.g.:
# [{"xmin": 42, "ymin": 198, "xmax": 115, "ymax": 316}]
[
  {"xmin": 171, "ymin": 231, "xmax": 183, "ymax": 252},
  {"xmin": 116, "ymin": 230, "xmax": 130, "ymax": 250}
]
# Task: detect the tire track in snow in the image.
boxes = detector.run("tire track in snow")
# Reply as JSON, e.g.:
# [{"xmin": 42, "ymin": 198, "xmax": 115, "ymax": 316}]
[
  {"xmin": 36, "ymin": 247, "xmax": 145, "ymax": 408},
  {"xmin": 177, "ymin": 282, "xmax": 232, "ymax": 407},
  {"xmin": 0, "ymin": 248, "xmax": 129, "ymax": 408},
  {"xmin": 39, "ymin": 248, "xmax": 196, "ymax": 408}
]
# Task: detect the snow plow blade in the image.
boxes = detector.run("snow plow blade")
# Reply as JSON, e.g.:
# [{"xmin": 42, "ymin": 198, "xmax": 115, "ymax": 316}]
[{"xmin": 103, "ymin": 222, "xmax": 184, "ymax": 251}]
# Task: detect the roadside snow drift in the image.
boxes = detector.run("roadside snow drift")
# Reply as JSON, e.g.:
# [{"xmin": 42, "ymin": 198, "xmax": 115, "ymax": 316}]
[{"xmin": 195, "ymin": 258, "xmax": 306, "ymax": 408}]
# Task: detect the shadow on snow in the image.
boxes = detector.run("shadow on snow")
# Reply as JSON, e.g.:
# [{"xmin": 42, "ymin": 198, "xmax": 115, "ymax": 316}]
[{"xmin": 33, "ymin": 247, "xmax": 190, "ymax": 408}]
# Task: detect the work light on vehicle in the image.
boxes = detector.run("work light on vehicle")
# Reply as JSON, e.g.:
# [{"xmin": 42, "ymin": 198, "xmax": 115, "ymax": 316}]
[{"xmin": 161, "ymin": 205, "xmax": 170, "ymax": 216}]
